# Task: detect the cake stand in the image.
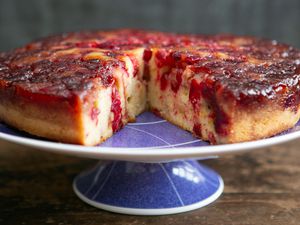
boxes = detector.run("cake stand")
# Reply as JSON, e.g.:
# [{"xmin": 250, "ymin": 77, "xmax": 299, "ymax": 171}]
[{"xmin": 0, "ymin": 112, "xmax": 299, "ymax": 215}]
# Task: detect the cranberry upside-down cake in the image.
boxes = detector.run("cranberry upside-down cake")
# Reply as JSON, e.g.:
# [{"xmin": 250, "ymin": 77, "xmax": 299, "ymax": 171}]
[{"xmin": 0, "ymin": 29, "xmax": 299, "ymax": 145}]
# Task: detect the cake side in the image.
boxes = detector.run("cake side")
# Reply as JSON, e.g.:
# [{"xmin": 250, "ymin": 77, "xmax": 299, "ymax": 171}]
[{"xmin": 0, "ymin": 81, "xmax": 85, "ymax": 143}]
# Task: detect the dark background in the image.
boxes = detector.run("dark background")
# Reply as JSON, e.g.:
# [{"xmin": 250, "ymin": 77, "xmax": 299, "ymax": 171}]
[{"xmin": 0, "ymin": 0, "xmax": 299, "ymax": 51}]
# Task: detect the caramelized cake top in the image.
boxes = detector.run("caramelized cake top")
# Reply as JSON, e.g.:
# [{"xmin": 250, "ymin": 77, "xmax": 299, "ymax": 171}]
[{"xmin": 0, "ymin": 29, "xmax": 299, "ymax": 108}]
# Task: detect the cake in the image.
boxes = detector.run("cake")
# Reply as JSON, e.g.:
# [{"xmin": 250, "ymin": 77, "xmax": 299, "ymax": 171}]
[{"xmin": 0, "ymin": 29, "xmax": 299, "ymax": 145}]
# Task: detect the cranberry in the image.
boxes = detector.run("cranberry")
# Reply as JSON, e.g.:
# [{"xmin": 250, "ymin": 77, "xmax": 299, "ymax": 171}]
[
  {"xmin": 143, "ymin": 64, "xmax": 150, "ymax": 81},
  {"xmin": 170, "ymin": 69, "xmax": 183, "ymax": 93},
  {"xmin": 189, "ymin": 79, "xmax": 201, "ymax": 108},
  {"xmin": 214, "ymin": 109, "xmax": 230, "ymax": 136},
  {"xmin": 111, "ymin": 87, "xmax": 123, "ymax": 132},
  {"xmin": 130, "ymin": 56, "xmax": 139, "ymax": 77},
  {"xmin": 155, "ymin": 51, "xmax": 167, "ymax": 68},
  {"xmin": 143, "ymin": 49, "xmax": 152, "ymax": 62},
  {"xmin": 151, "ymin": 108, "xmax": 162, "ymax": 117},
  {"xmin": 193, "ymin": 123, "xmax": 202, "ymax": 137},
  {"xmin": 208, "ymin": 132, "xmax": 216, "ymax": 144},
  {"xmin": 155, "ymin": 50, "xmax": 175, "ymax": 68},
  {"xmin": 192, "ymin": 78, "xmax": 230, "ymax": 136},
  {"xmin": 160, "ymin": 71, "xmax": 169, "ymax": 91}
]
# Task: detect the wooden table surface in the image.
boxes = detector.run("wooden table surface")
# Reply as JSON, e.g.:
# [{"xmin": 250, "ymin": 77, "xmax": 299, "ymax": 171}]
[{"xmin": 0, "ymin": 139, "xmax": 299, "ymax": 225}]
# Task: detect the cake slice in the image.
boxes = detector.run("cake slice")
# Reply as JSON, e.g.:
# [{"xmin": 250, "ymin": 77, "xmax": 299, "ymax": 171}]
[{"xmin": 0, "ymin": 41, "xmax": 147, "ymax": 145}]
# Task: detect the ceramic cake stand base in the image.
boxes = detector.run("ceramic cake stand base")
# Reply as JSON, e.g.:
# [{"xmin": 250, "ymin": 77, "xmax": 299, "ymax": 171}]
[{"xmin": 73, "ymin": 160, "xmax": 224, "ymax": 215}]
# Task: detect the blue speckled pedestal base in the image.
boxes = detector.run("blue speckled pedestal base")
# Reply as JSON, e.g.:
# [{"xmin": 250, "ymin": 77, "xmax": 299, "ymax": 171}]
[{"xmin": 73, "ymin": 160, "xmax": 224, "ymax": 215}]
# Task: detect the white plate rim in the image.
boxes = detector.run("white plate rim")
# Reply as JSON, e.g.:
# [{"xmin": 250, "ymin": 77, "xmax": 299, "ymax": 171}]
[{"xmin": 0, "ymin": 125, "xmax": 299, "ymax": 161}]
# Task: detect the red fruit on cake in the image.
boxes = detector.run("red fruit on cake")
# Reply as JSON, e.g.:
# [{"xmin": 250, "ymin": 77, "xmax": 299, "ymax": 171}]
[{"xmin": 0, "ymin": 29, "xmax": 299, "ymax": 145}]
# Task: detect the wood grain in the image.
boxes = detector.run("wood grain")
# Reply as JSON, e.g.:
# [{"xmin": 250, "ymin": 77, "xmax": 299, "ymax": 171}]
[{"xmin": 0, "ymin": 140, "xmax": 299, "ymax": 225}]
